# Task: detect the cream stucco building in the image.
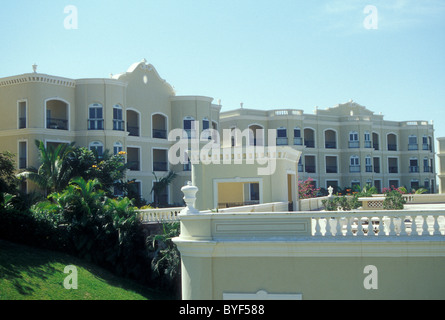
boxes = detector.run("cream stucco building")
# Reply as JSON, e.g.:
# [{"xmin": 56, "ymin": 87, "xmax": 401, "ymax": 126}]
[
  {"xmin": 220, "ymin": 102, "xmax": 436, "ymax": 194},
  {"xmin": 0, "ymin": 60, "xmax": 220, "ymax": 205},
  {"xmin": 0, "ymin": 60, "xmax": 438, "ymax": 206}
]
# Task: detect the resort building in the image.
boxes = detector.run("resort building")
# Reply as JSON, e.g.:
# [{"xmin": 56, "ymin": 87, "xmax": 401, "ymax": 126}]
[
  {"xmin": 0, "ymin": 60, "xmax": 437, "ymax": 206},
  {"xmin": 219, "ymin": 102, "xmax": 436, "ymax": 193},
  {"xmin": 0, "ymin": 60, "xmax": 221, "ymax": 205}
]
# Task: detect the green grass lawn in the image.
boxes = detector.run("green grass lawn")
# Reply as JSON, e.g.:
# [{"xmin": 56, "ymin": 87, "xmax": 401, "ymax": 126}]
[{"xmin": 0, "ymin": 240, "xmax": 173, "ymax": 300}]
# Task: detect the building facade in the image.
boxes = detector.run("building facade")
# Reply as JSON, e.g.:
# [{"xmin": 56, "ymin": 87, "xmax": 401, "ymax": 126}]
[
  {"xmin": 0, "ymin": 61, "xmax": 437, "ymax": 205},
  {"xmin": 219, "ymin": 102, "xmax": 436, "ymax": 193},
  {"xmin": 0, "ymin": 60, "xmax": 221, "ymax": 205}
]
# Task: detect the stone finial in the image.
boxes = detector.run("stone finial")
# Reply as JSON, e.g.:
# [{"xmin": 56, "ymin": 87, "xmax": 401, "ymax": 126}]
[
  {"xmin": 32, "ymin": 64, "xmax": 38, "ymax": 73},
  {"xmin": 180, "ymin": 181, "xmax": 199, "ymax": 215}
]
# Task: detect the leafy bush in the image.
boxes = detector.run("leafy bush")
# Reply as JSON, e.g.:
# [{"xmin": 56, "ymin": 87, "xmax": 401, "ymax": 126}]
[
  {"xmin": 383, "ymin": 190, "xmax": 406, "ymax": 210},
  {"xmin": 322, "ymin": 195, "xmax": 361, "ymax": 211}
]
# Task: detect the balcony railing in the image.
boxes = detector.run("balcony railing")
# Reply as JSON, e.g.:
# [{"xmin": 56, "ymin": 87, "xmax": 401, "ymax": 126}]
[
  {"xmin": 388, "ymin": 144, "xmax": 397, "ymax": 151},
  {"xmin": 294, "ymin": 137, "xmax": 303, "ymax": 146},
  {"xmin": 408, "ymin": 144, "xmax": 418, "ymax": 151},
  {"xmin": 276, "ymin": 137, "xmax": 288, "ymax": 146},
  {"xmin": 88, "ymin": 119, "xmax": 104, "ymax": 130},
  {"xmin": 349, "ymin": 165, "xmax": 360, "ymax": 173},
  {"xmin": 326, "ymin": 166, "xmax": 338, "ymax": 174},
  {"xmin": 364, "ymin": 141, "xmax": 372, "ymax": 148},
  {"xmin": 19, "ymin": 117, "xmax": 26, "ymax": 129},
  {"xmin": 348, "ymin": 141, "xmax": 360, "ymax": 148},
  {"xmin": 305, "ymin": 165, "xmax": 316, "ymax": 173},
  {"xmin": 128, "ymin": 160, "xmax": 140, "ymax": 171},
  {"xmin": 365, "ymin": 165, "xmax": 373, "ymax": 173},
  {"xmin": 424, "ymin": 166, "xmax": 432, "ymax": 173},
  {"xmin": 113, "ymin": 119, "xmax": 125, "ymax": 131},
  {"xmin": 304, "ymin": 140, "xmax": 315, "ymax": 148},
  {"xmin": 409, "ymin": 166, "xmax": 419, "ymax": 173},
  {"xmin": 47, "ymin": 118, "xmax": 68, "ymax": 130},
  {"xmin": 153, "ymin": 161, "xmax": 168, "ymax": 172},
  {"xmin": 389, "ymin": 166, "xmax": 398, "ymax": 174},
  {"xmin": 423, "ymin": 144, "xmax": 432, "ymax": 151},
  {"xmin": 127, "ymin": 125, "xmax": 140, "ymax": 137},
  {"xmin": 325, "ymin": 141, "xmax": 337, "ymax": 149},
  {"xmin": 153, "ymin": 129, "xmax": 167, "ymax": 139},
  {"xmin": 19, "ymin": 157, "xmax": 27, "ymax": 169}
]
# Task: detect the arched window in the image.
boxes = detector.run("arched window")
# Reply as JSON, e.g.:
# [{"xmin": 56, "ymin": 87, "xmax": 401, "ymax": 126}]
[
  {"xmin": 324, "ymin": 129, "xmax": 337, "ymax": 149},
  {"xmin": 89, "ymin": 141, "xmax": 104, "ymax": 158},
  {"xmin": 113, "ymin": 141, "xmax": 123, "ymax": 155},
  {"xmin": 349, "ymin": 131, "xmax": 359, "ymax": 148},
  {"xmin": 88, "ymin": 103, "xmax": 104, "ymax": 130},
  {"xmin": 294, "ymin": 128, "xmax": 302, "ymax": 145},
  {"xmin": 350, "ymin": 155, "xmax": 360, "ymax": 173},
  {"xmin": 113, "ymin": 104, "xmax": 124, "ymax": 131},
  {"xmin": 365, "ymin": 156, "xmax": 372, "ymax": 172},
  {"xmin": 276, "ymin": 127, "xmax": 288, "ymax": 146},
  {"xmin": 304, "ymin": 128, "xmax": 315, "ymax": 148},
  {"xmin": 183, "ymin": 116, "xmax": 196, "ymax": 139},
  {"xmin": 152, "ymin": 113, "xmax": 168, "ymax": 139},
  {"xmin": 387, "ymin": 133, "xmax": 397, "ymax": 151}
]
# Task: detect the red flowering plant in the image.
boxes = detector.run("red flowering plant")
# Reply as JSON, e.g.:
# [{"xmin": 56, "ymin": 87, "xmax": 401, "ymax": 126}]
[{"xmin": 298, "ymin": 178, "xmax": 320, "ymax": 199}]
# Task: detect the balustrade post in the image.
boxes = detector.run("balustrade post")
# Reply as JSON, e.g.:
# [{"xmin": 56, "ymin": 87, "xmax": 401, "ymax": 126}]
[{"xmin": 433, "ymin": 216, "xmax": 441, "ymax": 236}]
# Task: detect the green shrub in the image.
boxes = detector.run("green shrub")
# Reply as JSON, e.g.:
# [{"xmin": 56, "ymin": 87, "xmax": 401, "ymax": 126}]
[
  {"xmin": 383, "ymin": 190, "xmax": 406, "ymax": 210},
  {"xmin": 322, "ymin": 195, "xmax": 361, "ymax": 211}
]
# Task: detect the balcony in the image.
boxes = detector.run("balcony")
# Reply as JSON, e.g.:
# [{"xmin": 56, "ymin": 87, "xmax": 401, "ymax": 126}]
[
  {"xmin": 305, "ymin": 165, "xmax": 316, "ymax": 174},
  {"xmin": 424, "ymin": 166, "xmax": 432, "ymax": 173},
  {"xmin": 113, "ymin": 119, "xmax": 125, "ymax": 131},
  {"xmin": 325, "ymin": 141, "xmax": 337, "ymax": 149},
  {"xmin": 153, "ymin": 129, "xmax": 167, "ymax": 139},
  {"xmin": 294, "ymin": 137, "xmax": 303, "ymax": 146},
  {"xmin": 326, "ymin": 166, "xmax": 338, "ymax": 174},
  {"xmin": 153, "ymin": 161, "xmax": 168, "ymax": 172},
  {"xmin": 19, "ymin": 117, "xmax": 26, "ymax": 129},
  {"xmin": 46, "ymin": 99, "xmax": 69, "ymax": 131},
  {"xmin": 348, "ymin": 141, "xmax": 360, "ymax": 148},
  {"xmin": 276, "ymin": 137, "xmax": 288, "ymax": 146},
  {"xmin": 365, "ymin": 165, "xmax": 373, "ymax": 173},
  {"xmin": 127, "ymin": 125, "xmax": 140, "ymax": 137},
  {"xmin": 364, "ymin": 141, "xmax": 372, "ymax": 148},
  {"xmin": 408, "ymin": 144, "xmax": 418, "ymax": 151},
  {"xmin": 387, "ymin": 144, "xmax": 397, "ymax": 151},
  {"xmin": 88, "ymin": 119, "xmax": 104, "ymax": 130},
  {"xmin": 349, "ymin": 165, "xmax": 361, "ymax": 173},
  {"xmin": 409, "ymin": 166, "xmax": 419, "ymax": 173},
  {"xmin": 304, "ymin": 140, "xmax": 315, "ymax": 148},
  {"xmin": 47, "ymin": 118, "xmax": 68, "ymax": 130},
  {"xmin": 389, "ymin": 166, "xmax": 398, "ymax": 174}
]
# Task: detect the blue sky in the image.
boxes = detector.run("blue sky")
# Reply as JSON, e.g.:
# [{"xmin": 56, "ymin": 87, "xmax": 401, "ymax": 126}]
[{"xmin": 1, "ymin": 0, "xmax": 444, "ymax": 137}]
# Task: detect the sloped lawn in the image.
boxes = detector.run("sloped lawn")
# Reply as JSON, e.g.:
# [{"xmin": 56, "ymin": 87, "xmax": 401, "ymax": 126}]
[{"xmin": 0, "ymin": 240, "xmax": 172, "ymax": 300}]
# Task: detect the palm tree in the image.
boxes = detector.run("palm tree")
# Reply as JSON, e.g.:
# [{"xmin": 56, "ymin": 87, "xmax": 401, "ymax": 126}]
[
  {"xmin": 17, "ymin": 140, "xmax": 74, "ymax": 195},
  {"xmin": 151, "ymin": 171, "xmax": 177, "ymax": 207}
]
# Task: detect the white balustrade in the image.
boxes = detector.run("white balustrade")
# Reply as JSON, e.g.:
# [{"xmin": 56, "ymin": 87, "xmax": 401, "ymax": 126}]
[
  {"xmin": 138, "ymin": 207, "xmax": 184, "ymax": 223},
  {"xmin": 307, "ymin": 211, "xmax": 445, "ymax": 237}
]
